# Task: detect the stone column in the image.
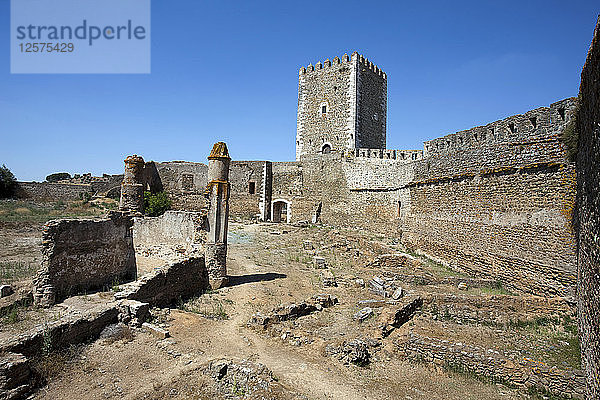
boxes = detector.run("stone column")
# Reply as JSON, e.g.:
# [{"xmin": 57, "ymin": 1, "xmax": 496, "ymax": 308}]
[
  {"xmin": 119, "ymin": 155, "xmax": 145, "ymax": 214},
  {"xmin": 204, "ymin": 142, "xmax": 231, "ymax": 289}
]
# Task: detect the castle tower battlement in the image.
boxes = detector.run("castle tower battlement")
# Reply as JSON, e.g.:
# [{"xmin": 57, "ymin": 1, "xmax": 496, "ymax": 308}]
[
  {"xmin": 299, "ymin": 52, "xmax": 387, "ymax": 79},
  {"xmin": 296, "ymin": 52, "xmax": 387, "ymax": 161}
]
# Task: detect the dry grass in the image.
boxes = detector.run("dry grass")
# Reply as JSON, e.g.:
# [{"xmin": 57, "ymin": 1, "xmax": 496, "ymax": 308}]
[
  {"xmin": 0, "ymin": 260, "xmax": 38, "ymax": 283},
  {"xmin": 0, "ymin": 199, "xmax": 112, "ymax": 224},
  {"xmin": 31, "ymin": 344, "xmax": 86, "ymax": 382}
]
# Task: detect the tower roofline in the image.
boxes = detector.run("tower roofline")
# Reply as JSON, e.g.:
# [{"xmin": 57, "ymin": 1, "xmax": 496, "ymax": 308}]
[{"xmin": 299, "ymin": 52, "xmax": 386, "ymax": 79}]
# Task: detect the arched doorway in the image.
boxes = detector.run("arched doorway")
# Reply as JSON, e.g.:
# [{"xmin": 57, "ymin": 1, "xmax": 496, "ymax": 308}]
[
  {"xmin": 321, "ymin": 143, "xmax": 331, "ymax": 154},
  {"xmin": 271, "ymin": 199, "xmax": 291, "ymax": 223}
]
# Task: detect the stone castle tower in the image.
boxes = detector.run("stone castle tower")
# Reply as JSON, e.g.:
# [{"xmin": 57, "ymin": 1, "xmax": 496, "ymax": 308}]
[{"xmin": 296, "ymin": 52, "xmax": 387, "ymax": 160}]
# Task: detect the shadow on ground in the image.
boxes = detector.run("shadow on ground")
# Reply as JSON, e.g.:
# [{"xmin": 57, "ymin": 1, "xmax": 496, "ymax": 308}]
[{"xmin": 228, "ymin": 273, "xmax": 287, "ymax": 287}]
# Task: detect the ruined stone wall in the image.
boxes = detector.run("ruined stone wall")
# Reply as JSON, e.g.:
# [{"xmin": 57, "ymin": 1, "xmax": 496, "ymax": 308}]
[
  {"xmin": 356, "ymin": 57, "xmax": 387, "ymax": 149},
  {"xmin": 132, "ymin": 211, "xmax": 206, "ymax": 252},
  {"xmin": 116, "ymin": 257, "xmax": 209, "ymax": 307},
  {"xmin": 229, "ymin": 161, "xmax": 267, "ymax": 219},
  {"xmin": 33, "ymin": 212, "xmax": 136, "ymax": 306},
  {"xmin": 89, "ymin": 174, "xmax": 123, "ymax": 195},
  {"xmin": 15, "ymin": 181, "xmax": 93, "ymax": 202},
  {"xmin": 575, "ymin": 15, "xmax": 600, "ymax": 399},
  {"xmin": 154, "ymin": 159, "xmax": 268, "ymax": 219},
  {"xmin": 57, "ymin": 174, "xmax": 123, "ymax": 195},
  {"xmin": 270, "ymin": 155, "xmax": 413, "ymax": 231},
  {"xmin": 155, "ymin": 161, "xmax": 208, "ymax": 211},
  {"xmin": 401, "ymin": 100, "xmax": 578, "ymax": 297}
]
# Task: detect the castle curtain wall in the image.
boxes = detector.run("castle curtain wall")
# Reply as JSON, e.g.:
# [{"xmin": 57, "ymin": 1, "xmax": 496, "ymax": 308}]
[{"xmin": 401, "ymin": 99, "xmax": 578, "ymax": 297}]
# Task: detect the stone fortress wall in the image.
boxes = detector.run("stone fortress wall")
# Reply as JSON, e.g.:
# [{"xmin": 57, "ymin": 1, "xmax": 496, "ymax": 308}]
[
  {"xmin": 19, "ymin": 52, "xmax": 580, "ymax": 299},
  {"xmin": 575, "ymin": 15, "xmax": 600, "ymax": 399},
  {"xmin": 143, "ymin": 54, "xmax": 578, "ymax": 298},
  {"xmin": 403, "ymin": 99, "xmax": 578, "ymax": 297},
  {"xmin": 15, "ymin": 173, "xmax": 124, "ymax": 202}
]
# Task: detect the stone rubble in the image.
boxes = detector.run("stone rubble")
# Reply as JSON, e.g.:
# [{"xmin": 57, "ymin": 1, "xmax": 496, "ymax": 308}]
[
  {"xmin": 0, "ymin": 352, "xmax": 31, "ymax": 400},
  {"xmin": 354, "ymin": 307, "xmax": 373, "ymax": 322},
  {"xmin": 248, "ymin": 294, "xmax": 338, "ymax": 329},
  {"xmin": 0, "ymin": 285, "xmax": 14, "ymax": 298}
]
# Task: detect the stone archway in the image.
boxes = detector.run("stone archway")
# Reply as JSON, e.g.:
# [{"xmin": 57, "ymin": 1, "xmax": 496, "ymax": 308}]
[{"xmin": 271, "ymin": 199, "xmax": 291, "ymax": 223}]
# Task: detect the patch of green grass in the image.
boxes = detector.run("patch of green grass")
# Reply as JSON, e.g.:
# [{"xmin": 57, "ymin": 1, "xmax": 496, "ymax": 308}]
[
  {"xmin": 232, "ymin": 376, "xmax": 246, "ymax": 396},
  {"xmin": 508, "ymin": 315, "xmax": 581, "ymax": 369},
  {"xmin": 110, "ymin": 277, "xmax": 121, "ymax": 292},
  {"xmin": 423, "ymin": 258, "xmax": 469, "ymax": 279},
  {"xmin": 3, "ymin": 305, "xmax": 20, "ymax": 324}
]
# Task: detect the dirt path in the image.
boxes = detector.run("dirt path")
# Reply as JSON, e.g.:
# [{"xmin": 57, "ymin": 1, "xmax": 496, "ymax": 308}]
[
  {"xmin": 216, "ymin": 245, "xmax": 374, "ymax": 400},
  {"xmin": 34, "ymin": 223, "xmax": 533, "ymax": 400}
]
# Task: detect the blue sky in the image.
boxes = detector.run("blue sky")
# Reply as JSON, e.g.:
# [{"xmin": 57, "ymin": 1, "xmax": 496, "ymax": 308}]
[{"xmin": 1, "ymin": 1, "xmax": 599, "ymax": 181}]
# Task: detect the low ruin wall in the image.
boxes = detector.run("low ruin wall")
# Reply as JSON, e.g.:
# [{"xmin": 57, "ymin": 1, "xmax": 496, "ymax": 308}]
[
  {"xmin": 33, "ymin": 212, "xmax": 136, "ymax": 306},
  {"xmin": 15, "ymin": 181, "xmax": 93, "ymax": 202},
  {"xmin": 133, "ymin": 211, "xmax": 206, "ymax": 252},
  {"xmin": 115, "ymin": 257, "xmax": 209, "ymax": 306},
  {"xmin": 396, "ymin": 333, "xmax": 585, "ymax": 399}
]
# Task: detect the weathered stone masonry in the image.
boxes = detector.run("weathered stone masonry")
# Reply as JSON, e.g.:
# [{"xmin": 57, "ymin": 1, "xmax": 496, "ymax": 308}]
[
  {"xmin": 575, "ymin": 15, "xmax": 600, "ymax": 399},
  {"xmin": 402, "ymin": 99, "xmax": 578, "ymax": 297},
  {"xmin": 33, "ymin": 212, "xmax": 136, "ymax": 306},
  {"xmin": 204, "ymin": 142, "xmax": 231, "ymax": 289},
  {"xmin": 296, "ymin": 52, "xmax": 387, "ymax": 160},
  {"xmin": 126, "ymin": 52, "xmax": 578, "ymax": 300}
]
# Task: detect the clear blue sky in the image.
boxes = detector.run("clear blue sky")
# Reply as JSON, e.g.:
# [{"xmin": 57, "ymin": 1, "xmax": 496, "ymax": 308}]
[{"xmin": 1, "ymin": 1, "xmax": 598, "ymax": 181}]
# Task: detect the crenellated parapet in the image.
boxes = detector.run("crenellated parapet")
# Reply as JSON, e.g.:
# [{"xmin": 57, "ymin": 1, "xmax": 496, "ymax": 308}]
[
  {"xmin": 352, "ymin": 148, "xmax": 423, "ymax": 162},
  {"xmin": 423, "ymin": 98, "xmax": 577, "ymax": 159},
  {"xmin": 299, "ymin": 51, "xmax": 386, "ymax": 79}
]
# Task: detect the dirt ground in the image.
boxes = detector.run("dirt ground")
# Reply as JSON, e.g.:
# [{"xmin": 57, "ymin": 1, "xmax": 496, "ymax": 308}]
[{"xmin": 0, "ymin": 211, "xmax": 579, "ymax": 399}]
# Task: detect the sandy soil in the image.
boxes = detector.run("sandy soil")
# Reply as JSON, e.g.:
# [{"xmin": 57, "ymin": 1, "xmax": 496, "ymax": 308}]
[{"xmin": 27, "ymin": 222, "xmax": 540, "ymax": 400}]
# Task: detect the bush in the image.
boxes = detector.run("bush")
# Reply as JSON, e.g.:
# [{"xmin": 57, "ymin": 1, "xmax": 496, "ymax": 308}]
[
  {"xmin": 45, "ymin": 172, "xmax": 71, "ymax": 182},
  {"xmin": 561, "ymin": 118, "xmax": 579, "ymax": 162},
  {"xmin": 143, "ymin": 191, "xmax": 171, "ymax": 217},
  {"xmin": 559, "ymin": 99, "xmax": 580, "ymax": 163},
  {"xmin": 0, "ymin": 165, "xmax": 17, "ymax": 198},
  {"xmin": 78, "ymin": 191, "xmax": 92, "ymax": 203}
]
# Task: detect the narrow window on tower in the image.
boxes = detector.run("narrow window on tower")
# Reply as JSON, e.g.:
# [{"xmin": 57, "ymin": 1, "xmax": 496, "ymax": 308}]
[
  {"xmin": 248, "ymin": 181, "xmax": 256, "ymax": 194},
  {"xmin": 320, "ymin": 101, "xmax": 328, "ymax": 118}
]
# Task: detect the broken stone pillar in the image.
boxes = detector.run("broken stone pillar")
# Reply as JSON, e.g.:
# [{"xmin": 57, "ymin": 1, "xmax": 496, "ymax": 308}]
[
  {"xmin": 119, "ymin": 155, "xmax": 145, "ymax": 214},
  {"xmin": 204, "ymin": 142, "xmax": 231, "ymax": 289}
]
